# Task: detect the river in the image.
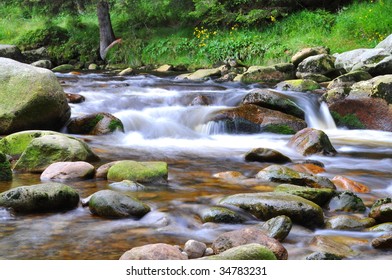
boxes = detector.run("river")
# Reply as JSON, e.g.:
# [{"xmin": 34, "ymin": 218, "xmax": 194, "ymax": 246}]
[{"xmin": 1, "ymin": 71, "xmax": 391, "ymax": 260}]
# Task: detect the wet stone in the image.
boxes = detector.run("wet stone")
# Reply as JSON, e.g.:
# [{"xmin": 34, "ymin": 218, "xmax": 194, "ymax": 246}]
[
  {"xmin": 306, "ymin": 251, "xmax": 343, "ymax": 260},
  {"xmin": 288, "ymin": 128, "xmax": 337, "ymax": 156},
  {"xmin": 310, "ymin": 235, "xmax": 357, "ymax": 258},
  {"xmin": 184, "ymin": 240, "xmax": 207, "ymax": 259},
  {"xmin": 120, "ymin": 243, "xmax": 187, "ymax": 260},
  {"xmin": 369, "ymin": 198, "xmax": 392, "ymax": 223},
  {"xmin": 200, "ymin": 206, "xmax": 250, "ymax": 224},
  {"xmin": 258, "ymin": 215, "xmax": 292, "ymax": 242},
  {"xmin": 368, "ymin": 222, "xmax": 392, "ymax": 232},
  {"xmin": 328, "ymin": 191, "xmax": 366, "ymax": 212},
  {"xmin": 371, "ymin": 234, "xmax": 392, "ymax": 249},
  {"xmin": 275, "ymin": 184, "xmax": 335, "ymax": 207},
  {"xmin": 202, "ymin": 243, "xmax": 277, "ymax": 260},
  {"xmin": 325, "ymin": 215, "xmax": 376, "ymax": 230},
  {"xmin": 244, "ymin": 147, "xmax": 291, "ymax": 163}
]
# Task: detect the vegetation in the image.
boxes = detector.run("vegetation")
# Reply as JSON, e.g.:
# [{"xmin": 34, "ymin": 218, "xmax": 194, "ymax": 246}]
[{"xmin": 0, "ymin": 0, "xmax": 391, "ymax": 68}]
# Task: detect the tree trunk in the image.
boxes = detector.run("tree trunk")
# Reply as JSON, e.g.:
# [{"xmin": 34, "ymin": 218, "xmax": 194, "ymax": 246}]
[{"xmin": 97, "ymin": 0, "xmax": 116, "ymax": 60}]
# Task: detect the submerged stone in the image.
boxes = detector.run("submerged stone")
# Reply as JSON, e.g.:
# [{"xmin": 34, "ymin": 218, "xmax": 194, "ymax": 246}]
[
  {"xmin": 369, "ymin": 198, "xmax": 392, "ymax": 223},
  {"xmin": 244, "ymin": 147, "xmax": 291, "ymax": 163},
  {"xmin": 258, "ymin": 215, "xmax": 292, "ymax": 242},
  {"xmin": 275, "ymin": 184, "xmax": 335, "ymax": 206},
  {"xmin": 288, "ymin": 128, "xmax": 337, "ymax": 156},
  {"xmin": 325, "ymin": 215, "xmax": 375, "ymax": 230}
]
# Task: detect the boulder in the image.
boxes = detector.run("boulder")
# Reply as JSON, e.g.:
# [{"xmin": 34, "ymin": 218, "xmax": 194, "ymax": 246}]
[
  {"xmin": 256, "ymin": 165, "xmax": 336, "ymax": 189},
  {"xmin": 0, "ymin": 182, "xmax": 79, "ymax": 213},
  {"xmin": 0, "ymin": 152, "xmax": 12, "ymax": 181},
  {"xmin": 288, "ymin": 128, "xmax": 337, "ymax": 156},
  {"xmin": 67, "ymin": 112, "xmax": 124, "ymax": 135},
  {"xmin": 118, "ymin": 67, "xmax": 135, "ymax": 76},
  {"xmin": 40, "ymin": 161, "xmax": 95, "ymax": 181},
  {"xmin": 212, "ymin": 104, "xmax": 307, "ymax": 134},
  {"xmin": 13, "ymin": 133, "xmax": 99, "ymax": 173},
  {"xmin": 182, "ymin": 68, "xmax": 221, "ymax": 80},
  {"xmin": 156, "ymin": 64, "xmax": 173, "ymax": 72},
  {"xmin": 120, "ymin": 243, "xmax": 187, "ymax": 260},
  {"xmin": 219, "ymin": 192, "xmax": 325, "ymax": 228},
  {"xmin": 274, "ymin": 184, "xmax": 335, "ymax": 206},
  {"xmin": 276, "ymin": 79, "xmax": 321, "ymax": 92},
  {"xmin": 96, "ymin": 161, "xmax": 121, "ymax": 179},
  {"xmin": 240, "ymin": 63, "xmax": 296, "ymax": 84},
  {"xmin": 367, "ymin": 222, "xmax": 392, "ymax": 232},
  {"xmin": 184, "ymin": 240, "xmax": 207, "ymax": 259},
  {"xmin": 0, "ymin": 45, "xmax": 24, "ymax": 61},
  {"xmin": 306, "ymin": 251, "xmax": 342, "ymax": 260},
  {"xmin": 296, "ymin": 54, "xmax": 338, "ymax": 79},
  {"xmin": 258, "ymin": 215, "xmax": 292, "ymax": 242},
  {"xmin": 31, "ymin": 60, "xmax": 52, "ymax": 69},
  {"xmin": 107, "ymin": 160, "xmax": 168, "ymax": 184},
  {"xmin": 349, "ymin": 75, "xmax": 392, "ymax": 104},
  {"xmin": 376, "ymin": 33, "xmax": 392, "ymax": 53},
  {"xmin": 65, "ymin": 93, "xmax": 85, "ymax": 104},
  {"xmin": 290, "ymin": 162, "xmax": 325, "ymax": 175},
  {"xmin": 371, "ymin": 234, "xmax": 392, "ymax": 249},
  {"xmin": 328, "ymin": 191, "xmax": 366, "ymax": 212},
  {"xmin": 244, "ymin": 147, "xmax": 291, "ymax": 163},
  {"xmin": 367, "ymin": 55, "xmax": 392, "ymax": 76},
  {"xmin": 325, "ymin": 215, "xmax": 375, "ymax": 230},
  {"xmin": 0, "ymin": 58, "xmax": 71, "ymax": 134},
  {"xmin": 369, "ymin": 198, "xmax": 392, "ymax": 223},
  {"xmin": 211, "ymin": 227, "xmax": 288, "ymax": 259},
  {"xmin": 334, "ymin": 48, "xmax": 390, "ymax": 72},
  {"xmin": 200, "ymin": 206, "xmax": 250, "ymax": 224},
  {"xmin": 242, "ymin": 88, "xmax": 304, "ymax": 119},
  {"xmin": 291, "ymin": 46, "xmax": 330, "ymax": 66},
  {"xmin": 309, "ymin": 235, "xmax": 357, "ymax": 258},
  {"xmin": 327, "ymin": 71, "xmax": 372, "ymax": 90},
  {"xmin": 332, "ymin": 175, "xmax": 370, "ymax": 193},
  {"xmin": 109, "ymin": 180, "xmax": 146, "ymax": 191},
  {"xmin": 22, "ymin": 47, "xmax": 49, "ymax": 63},
  {"xmin": 190, "ymin": 95, "xmax": 211, "ymax": 106},
  {"xmin": 52, "ymin": 64, "xmax": 74, "ymax": 72},
  {"xmin": 89, "ymin": 190, "xmax": 150, "ymax": 218},
  {"xmin": 203, "ymin": 243, "xmax": 277, "ymax": 260}
]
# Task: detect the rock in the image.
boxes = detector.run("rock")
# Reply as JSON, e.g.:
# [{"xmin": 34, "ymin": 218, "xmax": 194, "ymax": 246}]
[
  {"xmin": 244, "ymin": 148, "xmax": 291, "ymax": 163},
  {"xmin": 332, "ymin": 176, "xmax": 370, "ymax": 193},
  {"xmin": 107, "ymin": 160, "xmax": 168, "ymax": 184},
  {"xmin": 67, "ymin": 112, "xmax": 124, "ymax": 135},
  {"xmin": 310, "ymin": 235, "xmax": 357, "ymax": 258},
  {"xmin": 256, "ymin": 165, "xmax": 336, "ymax": 189},
  {"xmin": 96, "ymin": 161, "xmax": 121, "ymax": 179},
  {"xmin": 368, "ymin": 222, "xmax": 392, "ymax": 232},
  {"xmin": 120, "ymin": 243, "xmax": 187, "ymax": 260},
  {"xmin": 0, "ymin": 58, "xmax": 71, "ymax": 134},
  {"xmin": 211, "ymin": 227, "xmax": 288, "ymax": 259},
  {"xmin": 334, "ymin": 48, "xmax": 390, "ymax": 72},
  {"xmin": 109, "ymin": 180, "xmax": 146, "ymax": 191},
  {"xmin": 240, "ymin": 63, "xmax": 296, "ymax": 84},
  {"xmin": 203, "ymin": 243, "xmax": 277, "ymax": 260},
  {"xmin": 288, "ymin": 128, "xmax": 337, "ymax": 156},
  {"xmin": 242, "ymin": 88, "xmax": 304, "ymax": 119},
  {"xmin": 291, "ymin": 46, "xmax": 330, "ymax": 66},
  {"xmin": 296, "ymin": 54, "xmax": 338, "ymax": 79},
  {"xmin": 200, "ymin": 206, "xmax": 250, "ymax": 224},
  {"xmin": 306, "ymin": 251, "xmax": 342, "ymax": 260},
  {"xmin": 190, "ymin": 95, "xmax": 211, "ymax": 106},
  {"xmin": 349, "ymin": 75, "xmax": 392, "ymax": 104},
  {"xmin": 22, "ymin": 47, "xmax": 49, "ymax": 63},
  {"xmin": 13, "ymin": 133, "xmax": 99, "ymax": 173},
  {"xmin": 371, "ymin": 234, "xmax": 392, "ymax": 249},
  {"xmin": 40, "ymin": 161, "xmax": 95, "ymax": 181},
  {"xmin": 219, "ymin": 192, "xmax": 325, "ymax": 228},
  {"xmin": 0, "ymin": 182, "xmax": 79, "ymax": 213},
  {"xmin": 325, "ymin": 215, "xmax": 375, "ymax": 230},
  {"xmin": 212, "ymin": 104, "xmax": 307, "ymax": 134},
  {"xmin": 31, "ymin": 60, "xmax": 52, "ymax": 69},
  {"xmin": 0, "ymin": 45, "xmax": 24, "ymax": 61},
  {"xmin": 328, "ymin": 191, "xmax": 366, "ymax": 212},
  {"xmin": 184, "ymin": 240, "xmax": 207, "ymax": 259},
  {"xmin": 368, "ymin": 55, "xmax": 392, "ymax": 76},
  {"xmin": 89, "ymin": 190, "xmax": 150, "ymax": 218},
  {"xmin": 369, "ymin": 198, "xmax": 392, "ymax": 223},
  {"xmin": 327, "ymin": 70, "xmax": 372, "ymax": 90},
  {"xmin": 118, "ymin": 67, "xmax": 135, "ymax": 76},
  {"xmin": 156, "ymin": 64, "xmax": 173, "ymax": 72},
  {"xmin": 376, "ymin": 33, "xmax": 392, "ymax": 53},
  {"xmin": 290, "ymin": 163, "xmax": 325, "ymax": 175},
  {"xmin": 65, "ymin": 93, "xmax": 85, "ymax": 104},
  {"xmin": 276, "ymin": 79, "xmax": 321, "ymax": 92},
  {"xmin": 259, "ymin": 215, "xmax": 292, "ymax": 242},
  {"xmin": 329, "ymin": 98, "xmax": 392, "ymax": 131},
  {"xmin": 52, "ymin": 64, "xmax": 74, "ymax": 72},
  {"xmin": 0, "ymin": 152, "xmax": 12, "ymax": 181},
  {"xmin": 182, "ymin": 68, "xmax": 221, "ymax": 80},
  {"xmin": 88, "ymin": 63, "xmax": 99, "ymax": 70},
  {"xmin": 274, "ymin": 184, "xmax": 335, "ymax": 206}
]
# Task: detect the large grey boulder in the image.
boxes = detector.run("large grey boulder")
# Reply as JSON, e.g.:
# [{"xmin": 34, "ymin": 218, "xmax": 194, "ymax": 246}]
[
  {"xmin": 376, "ymin": 33, "xmax": 392, "ymax": 53},
  {"xmin": 296, "ymin": 54, "xmax": 337, "ymax": 80},
  {"xmin": 349, "ymin": 75, "xmax": 392, "ymax": 104},
  {"xmin": 0, "ymin": 58, "xmax": 70, "ymax": 134},
  {"xmin": 334, "ymin": 48, "xmax": 390, "ymax": 72}
]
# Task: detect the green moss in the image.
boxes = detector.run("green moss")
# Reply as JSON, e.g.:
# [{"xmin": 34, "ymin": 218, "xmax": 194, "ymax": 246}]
[
  {"xmin": 108, "ymin": 119, "xmax": 124, "ymax": 132},
  {"xmin": 262, "ymin": 124, "xmax": 295, "ymax": 135},
  {"xmin": 0, "ymin": 152, "xmax": 12, "ymax": 181},
  {"xmin": 331, "ymin": 111, "xmax": 365, "ymax": 129}
]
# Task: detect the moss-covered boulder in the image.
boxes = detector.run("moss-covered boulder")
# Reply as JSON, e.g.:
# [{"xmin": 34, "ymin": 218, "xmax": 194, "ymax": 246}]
[
  {"xmin": 288, "ymin": 128, "xmax": 337, "ymax": 156},
  {"xmin": 13, "ymin": 134, "xmax": 99, "ymax": 173},
  {"xmin": 0, "ymin": 152, "xmax": 12, "ymax": 181},
  {"xmin": 276, "ymin": 79, "xmax": 321, "ymax": 92},
  {"xmin": 367, "ymin": 222, "xmax": 392, "ymax": 232},
  {"xmin": 240, "ymin": 63, "xmax": 296, "ymax": 84},
  {"xmin": 334, "ymin": 48, "xmax": 390, "ymax": 72},
  {"xmin": 107, "ymin": 160, "xmax": 168, "ymax": 184},
  {"xmin": 89, "ymin": 190, "xmax": 150, "ymax": 219},
  {"xmin": 275, "ymin": 184, "xmax": 335, "ymax": 206},
  {"xmin": 203, "ymin": 243, "xmax": 277, "ymax": 260},
  {"xmin": 325, "ymin": 215, "xmax": 375, "ymax": 230},
  {"xmin": 0, "ymin": 58, "xmax": 70, "ymax": 134},
  {"xmin": 256, "ymin": 165, "xmax": 336, "ymax": 189},
  {"xmin": 349, "ymin": 75, "xmax": 392, "ymax": 104},
  {"xmin": 328, "ymin": 191, "xmax": 366, "ymax": 212},
  {"xmin": 296, "ymin": 54, "xmax": 337, "ymax": 79},
  {"xmin": 0, "ymin": 182, "xmax": 79, "ymax": 213},
  {"xmin": 51, "ymin": 64, "xmax": 74, "ymax": 72},
  {"xmin": 327, "ymin": 71, "xmax": 372, "ymax": 90},
  {"xmin": 259, "ymin": 215, "xmax": 292, "ymax": 242},
  {"xmin": 67, "ymin": 112, "xmax": 124, "ymax": 135},
  {"xmin": 241, "ymin": 88, "xmax": 304, "ymax": 119},
  {"xmin": 369, "ymin": 198, "xmax": 392, "ymax": 223},
  {"xmin": 219, "ymin": 192, "xmax": 325, "ymax": 228},
  {"xmin": 291, "ymin": 46, "xmax": 330, "ymax": 66},
  {"xmin": 200, "ymin": 206, "xmax": 250, "ymax": 224}
]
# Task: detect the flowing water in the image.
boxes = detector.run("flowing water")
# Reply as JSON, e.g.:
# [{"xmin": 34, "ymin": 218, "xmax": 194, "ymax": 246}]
[{"xmin": 1, "ymin": 72, "xmax": 392, "ymax": 260}]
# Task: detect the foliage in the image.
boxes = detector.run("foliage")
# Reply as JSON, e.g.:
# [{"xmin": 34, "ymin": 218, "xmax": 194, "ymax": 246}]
[{"xmin": 17, "ymin": 25, "xmax": 70, "ymax": 50}]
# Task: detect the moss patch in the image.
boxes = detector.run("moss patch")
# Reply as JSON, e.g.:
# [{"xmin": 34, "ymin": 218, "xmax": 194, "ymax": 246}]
[
  {"xmin": 262, "ymin": 124, "xmax": 295, "ymax": 134},
  {"xmin": 331, "ymin": 111, "xmax": 366, "ymax": 129}
]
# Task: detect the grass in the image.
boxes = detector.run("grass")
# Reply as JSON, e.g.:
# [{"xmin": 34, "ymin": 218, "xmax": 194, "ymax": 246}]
[{"xmin": 1, "ymin": 0, "xmax": 391, "ymax": 68}]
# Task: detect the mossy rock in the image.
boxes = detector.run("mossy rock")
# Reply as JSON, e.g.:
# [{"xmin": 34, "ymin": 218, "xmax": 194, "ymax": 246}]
[
  {"xmin": 0, "ymin": 151, "xmax": 12, "ymax": 181},
  {"xmin": 275, "ymin": 184, "xmax": 335, "ymax": 206},
  {"xmin": 220, "ymin": 192, "xmax": 325, "ymax": 228},
  {"xmin": 0, "ymin": 182, "xmax": 79, "ymax": 213},
  {"xmin": 328, "ymin": 191, "xmax": 366, "ymax": 212},
  {"xmin": 288, "ymin": 128, "xmax": 337, "ymax": 156},
  {"xmin": 89, "ymin": 190, "xmax": 150, "ymax": 218},
  {"xmin": 369, "ymin": 198, "xmax": 392, "ymax": 223},
  {"xmin": 200, "ymin": 206, "xmax": 249, "ymax": 224},
  {"xmin": 259, "ymin": 215, "xmax": 292, "ymax": 242},
  {"xmin": 325, "ymin": 215, "xmax": 375, "ymax": 230},
  {"xmin": 67, "ymin": 112, "xmax": 124, "ymax": 135},
  {"xmin": 277, "ymin": 79, "xmax": 321, "ymax": 92},
  {"xmin": 368, "ymin": 222, "xmax": 392, "ymax": 232},
  {"xmin": 107, "ymin": 160, "xmax": 168, "ymax": 184},
  {"xmin": 203, "ymin": 243, "xmax": 277, "ymax": 260},
  {"xmin": 51, "ymin": 64, "xmax": 74, "ymax": 72}
]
